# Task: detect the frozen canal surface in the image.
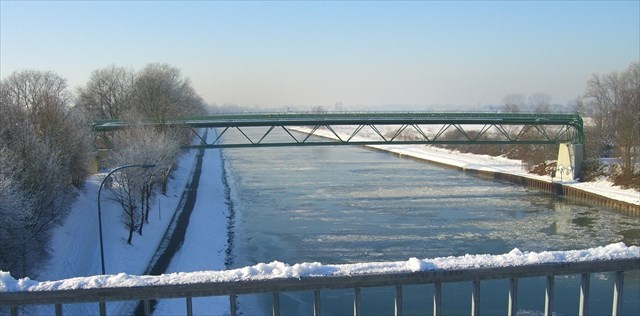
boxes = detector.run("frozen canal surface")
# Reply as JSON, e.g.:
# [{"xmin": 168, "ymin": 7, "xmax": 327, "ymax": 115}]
[{"xmin": 222, "ymin": 132, "xmax": 640, "ymax": 315}]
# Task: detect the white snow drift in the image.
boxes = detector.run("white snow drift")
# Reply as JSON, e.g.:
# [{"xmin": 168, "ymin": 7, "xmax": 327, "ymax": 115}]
[{"xmin": 1, "ymin": 243, "xmax": 638, "ymax": 293}]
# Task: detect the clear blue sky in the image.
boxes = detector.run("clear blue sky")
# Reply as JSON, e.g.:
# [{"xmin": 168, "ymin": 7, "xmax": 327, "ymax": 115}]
[{"xmin": 1, "ymin": 0, "xmax": 638, "ymax": 109}]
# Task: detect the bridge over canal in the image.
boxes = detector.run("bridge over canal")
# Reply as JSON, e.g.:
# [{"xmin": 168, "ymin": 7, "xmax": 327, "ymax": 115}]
[
  {"xmin": 91, "ymin": 112, "xmax": 584, "ymax": 149},
  {"xmin": 3, "ymin": 112, "xmax": 636, "ymax": 316},
  {"xmin": 91, "ymin": 111, "xmax": 585, "ymax": 179}
]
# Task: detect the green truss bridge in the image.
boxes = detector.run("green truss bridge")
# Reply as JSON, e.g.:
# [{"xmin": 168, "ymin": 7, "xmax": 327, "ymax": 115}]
[{"xmin": 91, "ymin": 112, "xmax": 584, "ymax": 150}]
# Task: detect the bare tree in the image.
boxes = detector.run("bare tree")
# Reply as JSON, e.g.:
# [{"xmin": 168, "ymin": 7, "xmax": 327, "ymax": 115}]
[
  {"xmin": 76, "ymin": 65, "xmax": 135, "ymax": 119},
  {"xmin": 530, "ymin": 93, "xmax": 552, "ymax": 113},
  {"xmin": 131, "ymin": 63, "xmax": 206, "ymax": 123},
  {"xmin": 108, "ymin": 168, "xmax": 140, "ymax": 245},
  {"xmin": 585, "ymin": 62, "xmax": 640, "ymax": 186},
  {"xmin": 502, "ymin": 94, "xmax": 525, "ymax": 113}
]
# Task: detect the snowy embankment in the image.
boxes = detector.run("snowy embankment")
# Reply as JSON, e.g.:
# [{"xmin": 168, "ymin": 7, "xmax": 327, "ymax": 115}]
[
  {"xmin": 152, "ymin": 136, "xmax": 230, "ymax": 315},
  {"xmin": 34, "ymin": 149, "xmax": 198, "ymax": 281},
  {"xmin": 291, "ymin": 127, "xmax": 640, "ymax": 206},
  {"xmin": 1, "ymin": 243, "xmax": 638, "ymax": 292},
  {"xmin": 0, "ymin": 129, "xmax": 230, "ymax": 314}
]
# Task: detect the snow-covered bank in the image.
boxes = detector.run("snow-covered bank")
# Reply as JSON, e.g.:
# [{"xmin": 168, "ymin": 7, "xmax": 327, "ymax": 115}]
[
  {"xmin": 2, "ymin": 243, "xmax": 638, "ymax": 292},
  {"xmin": 35, "ymin": 150, "xmax": 198, "ymax": 281},
  {"xmin": 8, "ymin": 132, "xmax": 204, "ymax": 315},
  {"xmin": 152, "ymin": 134, "xmax": 230, "ymax": 315},
  {"xmin": 291, "ymin": 127, "xmax": 640, "ymax": 206}
]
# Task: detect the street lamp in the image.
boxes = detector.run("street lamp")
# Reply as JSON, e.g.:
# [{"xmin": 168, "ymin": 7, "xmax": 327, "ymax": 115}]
[{"xmin": 97, "ymin": 164, "xmax": 156, "ymax": 274}]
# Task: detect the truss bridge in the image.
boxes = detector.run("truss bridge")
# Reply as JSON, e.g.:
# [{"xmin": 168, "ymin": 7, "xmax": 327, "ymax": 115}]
[{"xmin": 91, "ymin": 112, "xmax": 584, "ymax": 150}]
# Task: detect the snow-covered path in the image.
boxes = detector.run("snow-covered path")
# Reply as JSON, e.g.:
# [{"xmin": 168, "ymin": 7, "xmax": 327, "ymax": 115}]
[{"xmin": 152, "ymin": 133, "xmax": 230, "ymax": 315}]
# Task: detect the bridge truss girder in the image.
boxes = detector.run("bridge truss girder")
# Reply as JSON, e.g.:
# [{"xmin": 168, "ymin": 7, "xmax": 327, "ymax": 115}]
[
  {"xmin": 90, "ymin": 112, "xmax": 584, "ymax": 150},
  {"xmin": 193, "ymin": 123, "xmax": 579, "ymax": 149}
]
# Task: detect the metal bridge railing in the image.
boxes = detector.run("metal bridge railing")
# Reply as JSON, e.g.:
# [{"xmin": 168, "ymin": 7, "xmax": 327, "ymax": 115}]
[{"xmin": 2, "ymin": 257, "xmax": 638, "ymax": 316}]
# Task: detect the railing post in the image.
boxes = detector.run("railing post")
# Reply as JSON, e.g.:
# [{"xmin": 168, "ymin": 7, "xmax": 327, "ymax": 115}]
[
  {"xmin": 612, "ymin": 271, "xmax": 624, "ymax": 316},
  {"xmin": 143, "ymin": 299, "xmax": 150, "ymax": 316},
  {"xmin": 99, "ymin": 301, "xmax": 106, "ymax": 316},
  {"xmin": 11, "ymin": 306, "xmax": 18, "ymax": 316},
  {"xmin": 272, "ymin": 291, "xmax": 280, "ymax": 316},
  {"xmin": 55, "ymin": 303, "xmax": 63, "ymax": 316},
  {"xmin": 395, "ymin": 285, "xmax": 403, "ymax": 316},
  {"xmin": 544, "ymin": 275, "xmax": 554, "ymax": 316},
  {"xmin": 508, "ymin": 278, "xmax": 518, "ymax": 316},
  {"xmin": 433, "ymin": 282, "xmax": 442, "ymax": 316},
  {"xmin": 354, "ymin": 287, "xmax": 362, "ymax": 316},
  {"xmin": 186, "ymin": 296, "xmax": 193, "ymax": 316},
  {"xmin": 229, "ymin": 294, "xmax": 237, "ymax": 316},
  {"xmin": 313, "ymin": 289, "xmax": 321, "ymax": 316},
  {"xmin": 579, "ymin": 273, "xmax": 590, "ymax": 316},
  {"xmin": 471, "ymin": 279, "xmax": 480, "ymax": 316}
]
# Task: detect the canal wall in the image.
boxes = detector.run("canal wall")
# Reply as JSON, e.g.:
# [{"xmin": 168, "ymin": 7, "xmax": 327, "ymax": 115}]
[
  {"xmin": 371, "ymin": 146, "xmax": 640, "ymax": 215},
  {"xmin": 288, "ymin": 126, "xmax": 639, "ymax": 215}
]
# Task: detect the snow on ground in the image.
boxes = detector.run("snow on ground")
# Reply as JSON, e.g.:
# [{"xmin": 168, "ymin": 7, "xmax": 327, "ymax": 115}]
[
  {"xmin": 291, "ymin": 126, "xmax": 640, "ymax": 205},
  {"xmin": 11, "ymin": 139, "xmax": 200, "ymax": 315},
  {"xmin": 152, "ymin": 133, "xmax": 230, "ymax": 315},
  {"xmin": 2, "ymin": 243, "xmax": 638, "ymax": 292},
  {"xmin": 36, "ymin": 148, "xmax": 197, "ymax": 279}
]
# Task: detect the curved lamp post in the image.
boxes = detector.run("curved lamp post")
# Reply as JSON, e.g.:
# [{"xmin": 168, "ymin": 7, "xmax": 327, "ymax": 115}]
[{"xmin": 97, "ymin": 164, "xmax": 156, "ymax": 274}]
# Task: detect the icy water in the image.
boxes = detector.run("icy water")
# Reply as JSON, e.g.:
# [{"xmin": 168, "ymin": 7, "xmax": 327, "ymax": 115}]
[{"xmin": 221, "ymin": 130, "xmax": 640, "ymax": 315}]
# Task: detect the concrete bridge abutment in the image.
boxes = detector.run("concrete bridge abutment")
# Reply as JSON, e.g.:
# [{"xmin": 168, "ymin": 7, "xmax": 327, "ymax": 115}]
[{"xmin": 556, "ymin": 143, "xmax": 583, "ymax": 181}]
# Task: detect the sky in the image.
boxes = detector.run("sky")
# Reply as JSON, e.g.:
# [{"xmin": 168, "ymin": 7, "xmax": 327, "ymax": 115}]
[{"xmin": 1, "ymin": 1, "xmax": 639, "ymax": 110}]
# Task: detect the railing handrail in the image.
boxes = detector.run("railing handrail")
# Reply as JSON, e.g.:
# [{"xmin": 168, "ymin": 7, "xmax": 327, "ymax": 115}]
[{"xmin": 2, "ymin": 257, "xmax": 638, "ymax": 307}]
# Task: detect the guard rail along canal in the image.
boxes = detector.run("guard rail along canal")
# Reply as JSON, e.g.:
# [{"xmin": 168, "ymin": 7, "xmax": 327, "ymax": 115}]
[{"xmin": 1, "ymin": 243, "xmax": 638, "ymax": 316}]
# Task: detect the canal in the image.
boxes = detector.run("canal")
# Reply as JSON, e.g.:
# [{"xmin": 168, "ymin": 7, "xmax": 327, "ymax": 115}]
[{"xmin": 221, "ymin": 130, "xmax": 640, "ymax": 315}]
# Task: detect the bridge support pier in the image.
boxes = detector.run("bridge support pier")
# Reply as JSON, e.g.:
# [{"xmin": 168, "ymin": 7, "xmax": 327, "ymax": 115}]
[{"xmin": 556, "ymin": 143, "xmax": 583, "ymax": 181}]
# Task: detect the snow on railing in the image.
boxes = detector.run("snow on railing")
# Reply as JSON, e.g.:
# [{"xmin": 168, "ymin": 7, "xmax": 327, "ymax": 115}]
[{"xmin": 1, "ymin": 243, "xmax": 639, "ymax": 316}]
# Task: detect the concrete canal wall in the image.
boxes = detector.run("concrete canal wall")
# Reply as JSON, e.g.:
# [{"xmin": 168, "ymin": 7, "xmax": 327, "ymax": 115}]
[
  {"xmin": 372, "ymin": 147, "xmax": 640, "ymax": 215},
  {"xmin": 289, "ymin": 127, "xmax": 639, "ymax": 215}
]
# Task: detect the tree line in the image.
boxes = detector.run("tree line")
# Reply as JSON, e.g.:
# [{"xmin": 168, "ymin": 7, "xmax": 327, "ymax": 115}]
[
  {"xmin": 582, "ymin": 62, "xmax": 639, "ymax": 188},
  {"xmin": 0, "ymin": 63, "xmax": 207, "ymax": 277},
  {"xmin": 398, "ymin": 62, "xmax": 639, "ymax": 186}
]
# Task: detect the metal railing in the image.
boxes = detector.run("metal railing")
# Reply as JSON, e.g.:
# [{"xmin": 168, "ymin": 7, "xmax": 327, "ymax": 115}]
[{"xmin": 2, "ymin": 258, "xmax": 638, "ymax": 316}]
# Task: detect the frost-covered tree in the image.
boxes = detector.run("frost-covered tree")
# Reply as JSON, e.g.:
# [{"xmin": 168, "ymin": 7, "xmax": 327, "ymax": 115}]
[
  {"xmin": 0, "ymin": 148, "xmax": 37, "ymax": 277},
  {"xmin": 1, "ymin": 70, "xmax": 92, "ymax": 187},
  {"xmin": 79, "ymin": 63, "xmax": 207, "ymax": 244},
  {"xmin": 106, "ymin": 122, "xmax": 181, "ymax": 243},
  {"xmin": 0, "ymin": 70, "xmax": 92, "ymax": 277},
  {"xmin": 0, "ymin": 112, "xmax": 68, "ymax": 277}
]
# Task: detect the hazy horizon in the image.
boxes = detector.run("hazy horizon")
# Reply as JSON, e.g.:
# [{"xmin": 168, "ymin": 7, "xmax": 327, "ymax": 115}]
[{"xmin": 1, "ymin": 1, "xmax": 638, "ymax": 110}]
